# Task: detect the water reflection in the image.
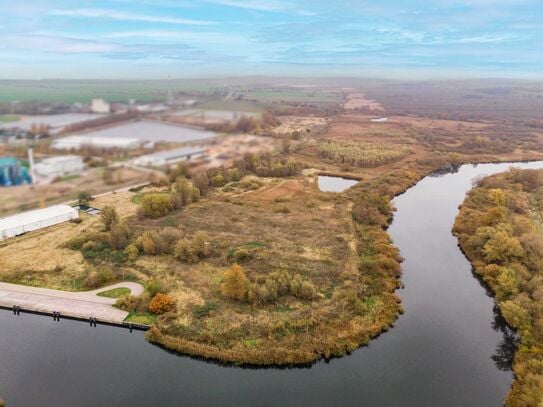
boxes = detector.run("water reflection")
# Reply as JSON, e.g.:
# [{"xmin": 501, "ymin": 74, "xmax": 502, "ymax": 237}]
[{"xmin": 491, "ymin": 305, "xmax": 519, "ymax": 371}]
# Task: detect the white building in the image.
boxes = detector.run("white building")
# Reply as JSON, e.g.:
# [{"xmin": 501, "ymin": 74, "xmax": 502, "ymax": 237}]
[
  {"xmin": 0, "ymin": 205, "xmax": 79, "ymax": 240},
  {"xmin": 34, "ymin": 155, "xmax": 85, "ymax": 178},
  {"xmin": 91, "ymin": 99, "xmax": 110, "ymax": 114},
  {"xmin": 134, "ymin": 147, "xmax": 207, "ymax": 167},
  {"xmin": 52, "ymin": 136, "xmax": 142, "ymax": 151}
]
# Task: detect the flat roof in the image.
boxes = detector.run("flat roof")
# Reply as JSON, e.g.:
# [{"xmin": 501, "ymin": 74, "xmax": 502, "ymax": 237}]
[
  {"xmin": 53, "ymin": 136, "xmax": 141, "ymax": 146},
  {"xmin": 71, "ymin": 119, "xmax": 217, "ymax": 143},
  {"xmin": 37, "ymin": 155, "xmax": 83, "ymax": 164},
  {"xmin": 139, "ymin": 147, "xmax": 206, "ymax": 161},
  {"xmin": 0, "ymin": 204, "xmax": 77, "ymax": 231}
]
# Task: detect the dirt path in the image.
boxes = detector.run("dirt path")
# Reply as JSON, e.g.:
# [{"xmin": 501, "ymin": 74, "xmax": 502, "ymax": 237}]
[{"xmin": 0, "ymin": 282, "xmax": 144, "ymax": 323}]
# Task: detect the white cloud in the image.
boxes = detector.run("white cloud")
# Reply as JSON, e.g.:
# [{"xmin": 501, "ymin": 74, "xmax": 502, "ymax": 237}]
[
  {"xmin": 105, "ymin": 30, "xmax": 248, "ymax": 45},
  {"xmin": 49, "ymin": 8, "xmax": 215, "ymax": 26},
  {"xmin": 205, "ymin": 0, "xmax": 288, "ymax": 11}
]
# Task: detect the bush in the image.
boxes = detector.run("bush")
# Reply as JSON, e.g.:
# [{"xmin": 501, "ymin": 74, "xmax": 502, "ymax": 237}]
[
  {"xmin": 149, "ymin": 293, "xmax": 175, "ymax": 314},
  {"xmin": 220, "ymin": 264, "xmax": 249, "ymax": 301},
  {"xmin": 124, "ymin": 243, "xmax": 139, "ymax": 261},
  {"xmin": 212, "ymin": 175, "xmax": 226, "ymax": 187},
  {"xmin": 141, "ymin": 193, "xmax": 174, "ymax": 218},
  {"xmin": 108, "ymin": 222, "xmax": 130, "ymax": 250},
  {"xmin": 100, "ymin": 206, "xmax": 119, "ymax": 231}
]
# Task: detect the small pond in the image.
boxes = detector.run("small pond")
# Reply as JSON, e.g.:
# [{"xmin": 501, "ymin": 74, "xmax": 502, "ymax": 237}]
[{"xmin": 317, "ymin": 175, "xmax": 358, "ymax": 192}]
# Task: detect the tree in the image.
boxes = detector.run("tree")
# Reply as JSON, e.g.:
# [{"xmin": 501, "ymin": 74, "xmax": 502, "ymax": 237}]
[
  {"xmin": 101, "ymin": 206, "xmax": 119, "ymax": 231},
  {"xmin": 78, "ymin": 191, "xmax": 92, "ymax": 205},
  {"xmin": 141, "ymin": 193, "xmax": 173, "ymax": 218},
  {"xmin": 220, "ymin": 264, "xmax": 249, "ymax": 301},
  {"xmin": 149, "ymin": 293, "xmax": 175, "ymax": 314},
  {"xmin": 482, "ymin": 229, "xmax": 524, "ymax": 263}
]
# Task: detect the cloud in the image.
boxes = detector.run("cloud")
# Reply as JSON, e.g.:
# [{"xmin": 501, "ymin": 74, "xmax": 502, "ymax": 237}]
[
  {"xmin": 49, "ymin": 8, "xmax": 214, "ymax": 26},
  {"xmin": 105, "ymin": 30, "xmax": 248, "ymax": 45},
  {"xmin": 204, "ymin": 0, "xmax": 289, "ymax": 12},
  {"xmin": 0, "ymin": 34, "xmax": 119, "ymax": 53}
]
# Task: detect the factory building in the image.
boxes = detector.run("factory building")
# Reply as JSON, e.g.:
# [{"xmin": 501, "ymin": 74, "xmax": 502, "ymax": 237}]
[
  {"xmin": 91, "ymin": 98, "xmax": 111, "ymax": 114},
  {"xmin": 52, "ymin": 135, "xmax": 142, "ymax": 150},
  {"xmin": 0, "ymin": 157, "xmax": 32, "ymax": 186},
  {"xmin": 134, "ymin": 147, "xmax": 207, "ymax": 167},
  {"xmin": 0, "ymin": 205, "xmax": 79, "ymax": 240},
  {"xmin": 34, "ymin": 155, "xmax": 85, "ymax": 178}
]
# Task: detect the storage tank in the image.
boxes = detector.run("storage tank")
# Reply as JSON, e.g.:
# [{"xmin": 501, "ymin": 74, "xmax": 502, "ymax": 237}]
[{"xmin": 0, "ymin": 157, "xmax": 32, "ymax": 186}]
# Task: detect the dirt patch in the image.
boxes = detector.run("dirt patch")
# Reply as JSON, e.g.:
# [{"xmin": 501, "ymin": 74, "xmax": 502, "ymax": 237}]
[
  {"xmin": 243, "ymin": 179, "xmax": 304, "ymax": 202},
  {"xmin": 344, "ymin": 93, "xmax": 385, "ymax": 112}
]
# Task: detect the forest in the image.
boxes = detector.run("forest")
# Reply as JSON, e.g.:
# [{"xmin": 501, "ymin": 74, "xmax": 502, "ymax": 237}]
[{"xmin": 454, "ymin": 168, "xmax": 543, "ymax": 406}]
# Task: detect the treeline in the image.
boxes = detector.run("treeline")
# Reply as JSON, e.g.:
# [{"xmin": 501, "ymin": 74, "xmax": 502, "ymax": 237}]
[
  {"xmin": 454, "ymin": 168, "xmax": 543, "ymax": 406},
  {"xmin": 319, "ymin": 140, "xmax": 412, "ymax": 168}
]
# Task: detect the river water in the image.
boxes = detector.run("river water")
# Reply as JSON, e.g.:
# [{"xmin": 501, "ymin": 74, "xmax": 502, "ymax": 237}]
[{"xmin": 1, "ymin": 161, "xmax": 543, "ymax": 406}]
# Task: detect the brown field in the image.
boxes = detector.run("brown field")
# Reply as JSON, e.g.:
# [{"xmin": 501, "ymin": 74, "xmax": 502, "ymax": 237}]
[
  {"xmin": 344, "ymin": 93, "xmax": 385, "ymax": 112},
  {"xmin": 0, "ymin": 167, "xmax": 150, "ymax": 217}
]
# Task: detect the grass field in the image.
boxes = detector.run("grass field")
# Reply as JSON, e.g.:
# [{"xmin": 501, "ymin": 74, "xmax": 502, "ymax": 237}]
[
  {"xmin": 0, "ymin": 80, "xmax": 220, "ymax": 103},
  {"xmin": 0, "ymin": 115, "xmax": 20, "ymax": 122}
]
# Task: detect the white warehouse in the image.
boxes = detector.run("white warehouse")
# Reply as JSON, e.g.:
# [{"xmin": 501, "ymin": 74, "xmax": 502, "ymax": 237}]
[
  {"xmin": 52, "ymin": 135, "xmax": 142, "ymax": 151},
  {"xmin": 34, "ymin": 155, "xmax": 85, "ymax": 178},
  {"xmin": 0, "ymin": 205, "xmax": 79, "ymax": 240},
  {"xmin": 134, "ymin": 147, "xmax": 207, "ymax": 167}
]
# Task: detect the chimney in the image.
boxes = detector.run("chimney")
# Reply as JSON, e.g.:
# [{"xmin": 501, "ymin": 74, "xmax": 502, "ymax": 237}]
[{"xmin": 27, "ymin": 148, "xmax": 36, "ymax": 183}]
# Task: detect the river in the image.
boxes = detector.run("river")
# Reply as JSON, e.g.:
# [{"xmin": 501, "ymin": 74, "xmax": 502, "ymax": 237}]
[{"xmin": 1, "ymin": 161, "xmax": 543, "ymax": 406}]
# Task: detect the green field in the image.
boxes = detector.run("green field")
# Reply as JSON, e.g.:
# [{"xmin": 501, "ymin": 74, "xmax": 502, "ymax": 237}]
[
  {"xmin": 0, "ymin": 115, "xmax": 20, "ymax": 122},
  {"xmin": 0, "ymin": 80, "xmax": 220, "ymax": 103}
]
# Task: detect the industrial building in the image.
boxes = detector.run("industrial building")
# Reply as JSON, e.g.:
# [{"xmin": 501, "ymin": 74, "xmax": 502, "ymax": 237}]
[
  {"xmin": 91, "ymin": 98, "xmax": 111, "ymax": 114},
  {"xmin": 34, "ymin": 155, "xmax": 85, "ymax": 178},
  {"xmin": 134, "ymin": 147, "xmax": 207, "ymax": 167},
  {"xmin": 52, "ymin": 135, "xmax": 142, "ymax": 150},
  {"xmin": 0, "ymin": 157, "xmax": 32, "ymax": 186},
  {"xmin": 0, "ymin": 205, "xmax": 79, "ymax": 240}
]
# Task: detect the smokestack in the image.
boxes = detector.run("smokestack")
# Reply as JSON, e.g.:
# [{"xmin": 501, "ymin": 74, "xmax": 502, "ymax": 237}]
[{"xmin": 27, "ymin": 148, "xmax": 36, "ymax": 183}]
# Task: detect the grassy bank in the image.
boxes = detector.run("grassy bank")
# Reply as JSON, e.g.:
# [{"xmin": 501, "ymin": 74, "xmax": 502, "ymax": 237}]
[{"xmin": 454, "ymin": 168, "xmax": 543, "ymax": 406}]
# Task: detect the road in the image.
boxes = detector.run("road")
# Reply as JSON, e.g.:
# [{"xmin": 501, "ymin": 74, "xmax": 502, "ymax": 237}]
[{"xmin": 0, "ymin": 282, "xmax": 144, "ymax": 323}]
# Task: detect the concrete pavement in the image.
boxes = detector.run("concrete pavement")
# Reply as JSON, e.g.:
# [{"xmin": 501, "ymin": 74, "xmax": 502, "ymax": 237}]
[{"xmin": 0, "ymin": 282, "xmax": 145, "ymax": 323}]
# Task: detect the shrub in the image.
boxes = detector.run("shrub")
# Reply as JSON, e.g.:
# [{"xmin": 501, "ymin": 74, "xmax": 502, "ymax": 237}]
[
  {"xmin": 108, "ymin": 222, "xmax": 130, "ymax": 250},
  {"xmin": 220, "ymin": 264, "xmax": 249, "ymax": 301},
  {"xmin": 212, "ymin": 175, "xmax": 226, "ymax": 187},
  {"xmin": 149, "ymin": 293, "xmax": 175, "ymax": 314},
  {"xmin": 124, "ymin": 243, "xmax": 139, "ymax": 261},
  {"xmin": 78, "ymin": 191, "xmax": 92, "ymax": 205},
  {"xmin": 141, "ymin": 193, "xmax": 174, "ymax": 218},
  {"xmin": 100, "ymin": 206, "xmax": 119, "ymax": 231}
]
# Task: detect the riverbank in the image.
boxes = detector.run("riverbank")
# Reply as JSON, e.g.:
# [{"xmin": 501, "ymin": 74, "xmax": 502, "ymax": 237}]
[{"xmin": 454, "ymin": 168, "xmax": 543, "ymax": 406}]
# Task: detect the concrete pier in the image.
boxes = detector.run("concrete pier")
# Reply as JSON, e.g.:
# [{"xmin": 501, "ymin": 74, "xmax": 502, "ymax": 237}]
[{"xmin": 0, "ymin": 282, "xmax": 144, "ymax": 324}]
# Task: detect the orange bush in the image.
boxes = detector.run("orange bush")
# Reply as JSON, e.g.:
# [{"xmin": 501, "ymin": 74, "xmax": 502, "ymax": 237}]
[{"xmin": 149, "ymin": 293, "xmax": 175, "ymax": 314}]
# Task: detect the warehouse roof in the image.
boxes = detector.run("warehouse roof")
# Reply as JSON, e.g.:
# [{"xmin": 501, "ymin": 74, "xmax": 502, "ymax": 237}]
[
  {"xmin": 140, "ymin": 147, "xmax": 206, "ymax": 161},
  {"xmin": 53, "ymin": 136, "xmax": 141, "ymax": 148},
  {"xmin": 37, "ymin": 155, "xmax": 83, "ymax": 164},
  {"xmin": 0, "ymin": 205, "xmax": 77, "ymax": 231}
]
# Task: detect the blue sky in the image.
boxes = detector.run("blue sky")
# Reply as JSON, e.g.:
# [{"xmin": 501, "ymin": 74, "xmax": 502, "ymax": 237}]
[{"xmin": 0, "ymin": 0, "xmax": 541, "ymax": 79}]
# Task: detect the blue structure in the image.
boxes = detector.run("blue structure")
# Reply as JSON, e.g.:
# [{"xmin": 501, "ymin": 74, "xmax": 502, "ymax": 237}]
[{"xmin": 0, "ymin": 157, "xmax": 32, "ymax": 186}]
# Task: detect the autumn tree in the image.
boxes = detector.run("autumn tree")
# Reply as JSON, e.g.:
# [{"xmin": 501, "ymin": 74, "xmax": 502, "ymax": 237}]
[
  {"xmin": 220, "ymin": 264, "xmax": 249, "ymax": 301},
  {"xmin": 141, "ymin": 193, "xmax": 173, "ymax": 218}
]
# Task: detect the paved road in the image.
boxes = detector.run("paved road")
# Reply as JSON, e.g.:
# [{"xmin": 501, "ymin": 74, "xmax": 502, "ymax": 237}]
[{"xmin": 0, "ymin": 282, "xmax": 144, "ymax": 323}]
